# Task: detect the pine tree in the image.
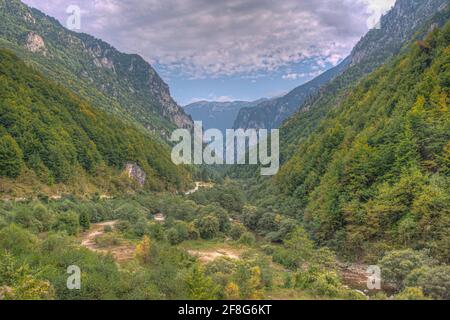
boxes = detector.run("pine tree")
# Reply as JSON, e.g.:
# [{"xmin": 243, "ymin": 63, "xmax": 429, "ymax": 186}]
[{"xmin": 79, "ymin": 211, "xmax": 90, "ymax": 231}]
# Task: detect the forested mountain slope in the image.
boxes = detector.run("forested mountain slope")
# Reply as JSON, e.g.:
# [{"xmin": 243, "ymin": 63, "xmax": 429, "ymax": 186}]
[
  {"xmin": 235, "ymin": 0, "xmax": 448, "ymax": 132},
  {"xmin": 233, "ymin": 59, "xmax": 349, "ymax": 130},
  {"xmin": 276, "ymin": 22, "xmax": 450, "ymax": 261},
  {"xmin": 0, "ymin": 0, "xmax": 192, "ymax": 136},
  {"xmin": 282, "ymin": 0, "xmax": 449, "ymax": 155},
  {"xmin": 0, "ymin": 50, "xmax": 191, "ymax": 195}
]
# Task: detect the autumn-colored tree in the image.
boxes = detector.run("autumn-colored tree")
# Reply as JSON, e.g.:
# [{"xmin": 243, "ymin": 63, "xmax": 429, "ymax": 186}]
[
  {"xmin": 0, "ymin": 252, "xmax": 55, "ymax": 300},
  {"xmin": 224, "ymin": 282, "xmax": 240, "ymax": 300},
  {"xmin": 135, "ymin": 235, "xmax": 152, "ymax": 264}
]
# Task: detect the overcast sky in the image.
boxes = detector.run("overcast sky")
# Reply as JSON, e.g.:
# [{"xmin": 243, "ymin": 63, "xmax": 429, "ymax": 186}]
[{"xmin": 23, "ymin": 0, "xmax": 395, "ymax": 105}]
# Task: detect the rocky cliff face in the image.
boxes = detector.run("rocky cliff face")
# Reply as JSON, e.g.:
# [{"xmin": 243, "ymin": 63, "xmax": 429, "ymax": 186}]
[
  {"xmin": 78, "ymin": 35, "xmax": 193, "ymax": 130},
  {"xmin": 349, "ymin": 0, "xmax": 449, "ymax": 69},
  {"xmin": 24, "ymin": 31, "xmax": 46, "ymax": 54},
  {"xmin": 124, "ymin": 163, "xmax": 147, "ymax": 187},
  {"xmin": 0, "ymin": 0, "xmax": 192, "ymax": 134},
  {"xmin": 234, "ymin": 0, "xmax": 449, "ymax": 130}
]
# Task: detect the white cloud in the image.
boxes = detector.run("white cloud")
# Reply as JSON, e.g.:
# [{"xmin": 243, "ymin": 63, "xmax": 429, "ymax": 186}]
[
  {"xmin": 187, "ymin": 94, "xmax": 235, "ymax": 104},
  {"xmin": 359, "ymin": 0, "xmax": 396, "ymax": 28},
  {"xmin": 23, "ymin": 0, "xmax": 395, "ymax": 78},
  {"xmin": 282, "ymin": 70, "xmax": 325, "ymax": 81}
]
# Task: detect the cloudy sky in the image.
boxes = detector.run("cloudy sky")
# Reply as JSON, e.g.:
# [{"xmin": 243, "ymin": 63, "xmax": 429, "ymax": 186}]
[{"xmin": 23, "ymin": 0, "xmax": 395, "ymax": 105}]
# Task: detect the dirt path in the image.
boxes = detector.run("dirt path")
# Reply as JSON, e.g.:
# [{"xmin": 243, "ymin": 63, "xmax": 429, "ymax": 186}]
[
  {"xmin": 80, "ymin": 221, "xmax": 135, "ymax": 263},
  {"xmin": 339, "ymin": 263, "xmax": 370, "ymax": 289},
  {"xmin": 185, "ymin": 181, "xmax": 214, "ymax": 195},
  {"xmin": 187, "ymin": 247, "xmax": 242, "ymax": 263}
]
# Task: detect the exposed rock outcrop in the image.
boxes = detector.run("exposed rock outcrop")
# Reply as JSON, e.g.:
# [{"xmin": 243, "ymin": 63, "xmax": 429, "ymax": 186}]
[
  {"xmin": 25, "ymin": 32, "xmax": 46, "ymax": 54},
  {"xmin": 124, "ymin": 163, "xmax": 146, "ymax": 187}
]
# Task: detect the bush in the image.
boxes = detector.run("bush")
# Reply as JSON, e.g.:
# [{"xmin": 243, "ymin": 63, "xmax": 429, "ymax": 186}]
[
  {"xmin": 0, "ymin": 224, "xmax": 38, "ymax": 255},
  {"xmin": 132, "ymin": 218, "xmax": 150, "ymax": 237},
  {"xmin": 115, "ymin": 220, "xmax": 131, "ymax": 233},
  {"xmin": 283, "ymin": 273, "xmax": 293, "ymax": 288},
  {"xmin": 196, "ymin": 215, "xmax": 220, "ymax": 240},
  {"xmin": 94, "ymin": 233, "xmax": 122, "ymax": 248},
  {"xmin": 147, "ymin": 222, "xmax": 165, "ymax": 241},
  {"xmin": 199, "ymin": 204, "xmax": 230, "ymax": 233},
  {"xmin": 405, "ymin": 266, "xmax": 450, "ymax": 300},
  {"xmin": 115, "ymin": 203, "xmax": 145, "ymax": 224},
  {"xmin": 272, "ymin": 247, "xmax": 298, "ymax": 270},
  {"xmin": 241, "ymin": 205, "xmax": 261, "ymax": 231},
  {"xmin": 0, "ymin": 216, "xmax": 7, "ymax": 230},
  {"xmin": 395, "ymin": 287, "xmax": 430, "ymax": 300},
  {"xmin": 229, "ymin": 223, "xmax": 246, "ymax": 240},
  {"xmin": 53, "ymin": 211, "xmax": 80, "ymax": 236},
  {"xmin": 378, "ymin": 249, "xmax": 434, "ymax": 289},
  {"xmin": 294, "ymin": 268, "xmax": 351, "ymax": 298},
  {"xmin": 79, "ymin": 211, "xmax": 90, "ymax": 231},
  {"xmin": 32, "ymin": 204, "xmax": 54, "ymax": 232},
  {"xmin": 238, "ymin": 232, "xmax": 256, "ymax": 246},
  {"xmin": 167, "ymin": 228, "xmax": 183, "ymax": 245},
  {"xmin": 14, "ymin": 208, "xmax": 42, "ymax": 233}
]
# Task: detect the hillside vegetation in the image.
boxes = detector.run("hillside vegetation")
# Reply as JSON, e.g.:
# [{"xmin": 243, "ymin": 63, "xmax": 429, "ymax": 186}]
[
  {"xmin": 0, "ymin": 49, "xmax": 191, "ymax": 195},
  {"xmin": 276, "ymin": 23, "xmax": 450, "ymax": 261},
  {"xmin": 0, "ymin": 0, "xmax": 192, "ymax": 135}
]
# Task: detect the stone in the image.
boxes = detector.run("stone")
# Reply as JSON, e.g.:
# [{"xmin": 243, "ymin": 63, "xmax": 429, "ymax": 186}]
[
  {"xmin": 124, "ymin": 163, "xmax": 146, "ymax": 186},
  {"xmin": 25, "ymin": 32, "xmax": 46, "ymax": 54}
]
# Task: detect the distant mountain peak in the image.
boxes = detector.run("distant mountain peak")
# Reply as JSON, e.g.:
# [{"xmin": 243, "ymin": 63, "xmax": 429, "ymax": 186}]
[
  {"xmin": 185, "ymin": 99, "xmax": 266, "ymax": 133},
  {"xmin": 0, "ymin": 0, "xmax": 193, "ymax": 134},
  {"xmin": 233, "ymin": 0, "xmax": 448, "ymax": 131}
]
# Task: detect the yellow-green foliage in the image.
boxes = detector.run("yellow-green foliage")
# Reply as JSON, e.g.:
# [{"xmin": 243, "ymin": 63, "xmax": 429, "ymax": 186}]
[
  {"xmin": 277, "ymin": 23, "xmax": 450, "ymax": 260},
  {"xmin": 0, "ymin": 50, "xmax": 191, "ymax": 192}
]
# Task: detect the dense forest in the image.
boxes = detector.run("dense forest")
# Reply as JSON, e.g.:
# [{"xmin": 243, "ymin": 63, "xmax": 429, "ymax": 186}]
[
  {"xmin": 277, "ymin": 22, "xmax": 450, "ymax": 262},
  {"xmin": 0, "ymin": 49, "xmax": 191, "ymax": 194}
]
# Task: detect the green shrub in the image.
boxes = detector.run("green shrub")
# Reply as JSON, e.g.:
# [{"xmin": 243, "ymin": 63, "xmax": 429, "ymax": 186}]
[
  {"xmin": 94, "ymin": 233, "xmax": 122, "ymax": 248},
  {"xmin": 0, "ymin": 224, "xmax": 38, "ymax": 255},
  {"xmin": 79, "ymin": 211, "xmax": 91, "ymax": 231},
  {"xmin": 395, "ymin": 287, "xmax": 430, "ymax": 300},
  {"xmin": 238, "ymin": 232, "xmax": 256, "ymax": 246},
  {"xmin": 167, "ymin": 228, "xmax": 183, "ymax": 245},
  {"xmin": 32, "ymin": 204, "xmax": 54, "ymax": 232},
  {"xmin": 53, "ymin": 211, "xmax": 80, "ymax": 236},
  {"xmin": 295, "ymin": 268, "xmax": 351, "ymax": 298},
  {"xmin": 196, "ymin": 215, "xmax": 220, "ymax": 240},
  {"xmin": 405, "ymin": 266, "xmax": 450, "ymax": 300},
  {"xmin": 378, "ymin": 249, "xmax": 435, "ymax": 289},
  {"xmin": 229, "ymin": 223, "xmax": 246, "ymax": 240}
]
